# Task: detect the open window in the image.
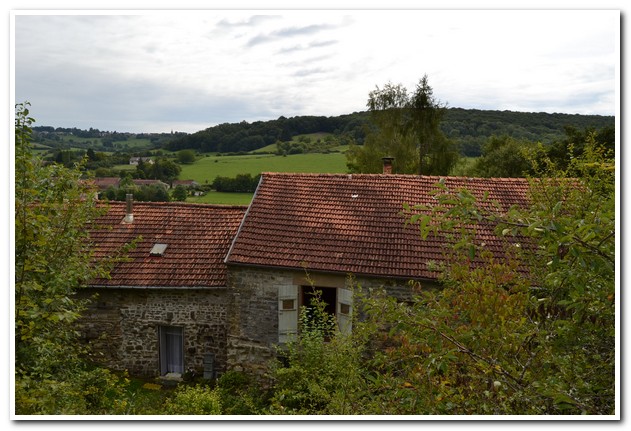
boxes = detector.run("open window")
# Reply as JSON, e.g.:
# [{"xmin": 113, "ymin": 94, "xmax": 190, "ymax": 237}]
[
  {"xmin": 159, "ymin": 325, "xmax": 184, "ymax": 375},
  {"xmin": 301, "ymin": 286, "xmax": 337, "ymax": 337},
  {"xmin": 277, "ymin": 285, "xmax": 353, "ymax": 343}
]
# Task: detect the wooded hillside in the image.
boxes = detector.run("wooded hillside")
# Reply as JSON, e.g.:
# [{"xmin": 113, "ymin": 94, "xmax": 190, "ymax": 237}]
[
  {"xmin": 32, "ymin": 108, "xmax": 614, "ymax": 159},
  {"xmin": 163, "ymin": 108, "xmax": 614, "ymax": 156}
]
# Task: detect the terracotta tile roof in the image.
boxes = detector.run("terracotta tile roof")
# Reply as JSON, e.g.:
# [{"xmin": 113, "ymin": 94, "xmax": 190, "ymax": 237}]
[
  {"xmin": 92, "ymin": 177, "xmax": 121, "ymax": 190},
  {"xmin": 89, "ymin": 201, "xmax": 247, "ymax": 288},
  {"xmin": 225, "ymin": 173, "xmax": 532, "ymax": 280}
]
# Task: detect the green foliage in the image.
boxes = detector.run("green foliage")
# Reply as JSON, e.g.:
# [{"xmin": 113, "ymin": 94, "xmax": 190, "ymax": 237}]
[
  {"xmin": 14, "ymin": 102, "xmax": 131, "ymax": 415},
  {"xmin": 546, "ymin": 125, "xmax": 615, "ymax": 170},
  {"xmin": 268, "ymin": 287, "xmax": 364, "ymax": 415},
  {"xmin": 102, "ymin": 183, "xmax": 171, "ymax": 202},
  {"xmin": 171, "ymin": 184, "xmax": 189, "ymax": 201},
  {"xmin": 401, "ymin": 133, "xmax": 615, "ymax": 414},
  {"xmin": 212, "ymin": 173, "xmax": 261, "ymax": 193},
  {"xmin": 275, "ymin": 133, "xmax": 342, "ymax": 155},
  {"xmin": 176, "ymin": 149, "xmax": 196, "ymax": 164},
  {"xmin": 163, "ymin": 384, "xmax": 222, "ymax": 415},
  {"xmin": 109, "ymin": 379, "xmax": 174, "ymax": 415},
  {"xmin": 15, "ymin": 366, "xmax": 131, "ymax": 415},
  {"xmin": 31, "ymin": 109, "xmax": 613, "ymax": 163},
  {"xmin": 216, "ymin": 371, "xmax": 269, "ymax": 414},
  {"xmin": 468, "ymin": 135, "xmax": 542, "ymax": 177},
  {"xmin": 442, "ymin": 108, "xmax": 613, "ymax": 157},
  {"xmin": 135, "ymin": 157, "xmax": 181, "ymax": 184},
  {"xmin": 165, "ymin": 113, "xmax": 366, "ymax": 153},
  {"xmin": 347, "ymin": 75, "xmax": 459, "ymax": 175}
]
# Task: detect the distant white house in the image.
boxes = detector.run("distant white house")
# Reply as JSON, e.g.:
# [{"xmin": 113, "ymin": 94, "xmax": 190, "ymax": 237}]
[{"xmin": 129, "ymin": 157, "xmax": 154, "ymax": 165}]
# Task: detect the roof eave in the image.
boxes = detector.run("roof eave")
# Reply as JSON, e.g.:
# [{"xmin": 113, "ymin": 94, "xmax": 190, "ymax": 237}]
[
  {"xmin": 86, "ymin": 284, "xmax": 228, "ymax": 290},
  {"xmin": 225, "ymin": 260, "xmax": 439, "ymax": 284}
]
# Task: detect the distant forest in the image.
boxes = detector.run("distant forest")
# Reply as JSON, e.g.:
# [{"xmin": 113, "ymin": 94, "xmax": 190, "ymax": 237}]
[
  {"xmin": 162, "ymin": 108, "xmax": 614, "ymax": 157},
  {"xmin": 32, "ymin": 108, "xmax": 614, "ymax": 157}
]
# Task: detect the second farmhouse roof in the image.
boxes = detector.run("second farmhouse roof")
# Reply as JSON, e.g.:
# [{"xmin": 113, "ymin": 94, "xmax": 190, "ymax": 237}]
[
  {"xmin": 225, "ymin": 173, "xmax": 532, "ymax": 280},
  {"xmin": 89, "ymin": 201, "xmax": 247, "ymax": 288}
]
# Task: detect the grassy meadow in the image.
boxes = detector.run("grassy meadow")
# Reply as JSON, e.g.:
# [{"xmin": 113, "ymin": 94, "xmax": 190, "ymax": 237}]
[
  {"xmin": 179, "ymin": 152, "xmax": 349, "ymax": 185},
  {"xmin": 107, "ymin": 142, "xmax": 475, "ymax": 205},
  {"xmin": 177, "ymin": 151, "xmax": 348, "ymax": 205}
]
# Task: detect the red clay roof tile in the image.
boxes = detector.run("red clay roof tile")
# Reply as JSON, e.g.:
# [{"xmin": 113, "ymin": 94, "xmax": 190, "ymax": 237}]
[
  {"xmin": 89, "ymin": 201, "xmax": 247, "ymax": 288},
  {"xmin": 226, "ymin": 173, "xmax": 532, "ymax": 280}
]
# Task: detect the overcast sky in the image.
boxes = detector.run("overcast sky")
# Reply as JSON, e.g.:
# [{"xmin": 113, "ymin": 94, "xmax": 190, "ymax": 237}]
[{"xmin": 13, "ymin": 9, "xmax": 619, "ymax": 133}]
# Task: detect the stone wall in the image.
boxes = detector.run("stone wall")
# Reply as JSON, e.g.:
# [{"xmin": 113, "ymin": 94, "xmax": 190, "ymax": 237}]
[
  {"xmin": 78, "ymin": 270, "xmax": 440, "ymax": 378},
  {"xmin": 225, "ymin": 265, "xmax": 437, "ymax": 374},
  {"xmin": 78, "ymin": 287, "xmax": 228, "ymax": 377},
  {"xmin": 225, "ymin": 267, "xmax": 293, "ymax": 375}
]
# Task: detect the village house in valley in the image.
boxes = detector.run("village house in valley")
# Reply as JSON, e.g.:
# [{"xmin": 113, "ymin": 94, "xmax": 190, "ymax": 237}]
[
  {"xmin": 81, "ymin": 200, "xmax": 246, "ymax": 377},
  {"xmin": 223, "ymin": 172, "xmax": 530, "ymax": 374},
  {"xmin": 129, "ymin": 156, "xmax": 154, "ymax": 165},
  {"xmin": 83, "ymin": 168, "xmax": 531, "ymax": 378}
]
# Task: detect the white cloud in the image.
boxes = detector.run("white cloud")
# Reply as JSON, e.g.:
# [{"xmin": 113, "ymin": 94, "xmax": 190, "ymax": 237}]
[{"xmin": 14, "ymin": 9, "xmax": 618, "ymax": 132}]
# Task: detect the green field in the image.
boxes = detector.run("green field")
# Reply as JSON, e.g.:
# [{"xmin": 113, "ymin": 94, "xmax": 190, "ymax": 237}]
[
  {"xmin": 179, "ymin": 152, "xmax": 349, "ymax": 185},
  {"xmin": 112, "ymin": 164, "xmax": 138, "ymax": 172},
  {"xmin": 179, "ymin": 151, "xmax": 349, "ymax": 205},
  {"xmin": 111, "ymin": 149, "xmax": 475, "ymax": 205}
]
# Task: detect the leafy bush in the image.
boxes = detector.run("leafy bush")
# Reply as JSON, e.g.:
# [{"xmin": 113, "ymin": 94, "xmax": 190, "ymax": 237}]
[
  {"xmin": 216, "ymin": 371, "xmax": 269, "ymax": 415},
  {"xmin": 14, "ymin": 102, "xmax": 132, "ymax": 415},
  {"xmin": 15, "ymin": 366, "xmax": 131, "ymax": 415},
  {"xmin": 163, "ymin": 384, "xmax": 222, "ymax": 415},
  {"xmin": 177, "ymin": 149, "xmax": 196, "ymax": 164},
  {"xmin": 212, "ymin": 173, "xmax": 260, "ymax": 193},
  {"xmin": 268, "ymin": 288, "xmax": 364, "ymax": 415}
]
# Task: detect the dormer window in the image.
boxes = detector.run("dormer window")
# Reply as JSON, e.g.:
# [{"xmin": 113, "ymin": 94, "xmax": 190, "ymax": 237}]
[{"xmin": 150, "ymin": 243, "xmax": 168, "ymax": 256}]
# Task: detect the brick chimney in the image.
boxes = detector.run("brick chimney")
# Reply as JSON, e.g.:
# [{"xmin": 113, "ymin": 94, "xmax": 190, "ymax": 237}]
[
  {"xmin": 122, "ymin": 193, "xmax": 134, "ymax": 224},
  {"xmin": 382, "ymin": 157, "xmax": 394, "ymax": 174}
]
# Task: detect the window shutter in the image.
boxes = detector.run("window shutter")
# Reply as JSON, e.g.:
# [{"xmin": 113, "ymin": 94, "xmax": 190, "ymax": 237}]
[
  {"xmin": 337, "ymin": 287, "xmax": 353, "ymax": 335},
  {"xmin": 278, "ymin": 285, "xmax": 298, "ymax": 343}
]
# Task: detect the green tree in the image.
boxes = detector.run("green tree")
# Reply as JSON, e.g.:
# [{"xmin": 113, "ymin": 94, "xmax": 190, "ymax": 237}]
[
  {"xmin": 134, "ymin": 158, "xmax": 149, "ymax": 179},
  {"xmin": 346, "ymin": 75, "xmax": 459, "ymax": 175},
  {"xmin": 86, "ymin": 148, "xmax": 97, "ymax": 161},
  {"xmin": 212, "ymin": 173, "xmax": 260, "ymax": 193},
  {"xmin": 148, "ymin": 157, "xmax": 181, "ymax": 185},
  {"xmin": 547, "ymin": 125, "xmax": 615, "ymax": 170},
  {"xmin": 400, "ymin": 133, "xmax": 615, "ymax": 414},
  {"xmin": 469, "ymin": 135, "xmax": 541, "ymax": 177},
  {"xmin": 172, "ymin": 185, "xmax": 188, "ymax": 201},
  {"xmin": 176, "ymin": 149, "xmax": 196, "ymax": 164},
  {"xmin": 14, "ymin": 103, "xmax": 129, "ymax": 414}
]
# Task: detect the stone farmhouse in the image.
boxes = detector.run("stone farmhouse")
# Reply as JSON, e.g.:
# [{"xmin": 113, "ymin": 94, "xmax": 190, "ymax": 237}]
[
  {"xmin": 80, "ymin": 201, "xmax": 246, "ymax": 377},
  {"xmin": 82, "ymin": 169, "xmax": 531, "ymax": 378}
]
